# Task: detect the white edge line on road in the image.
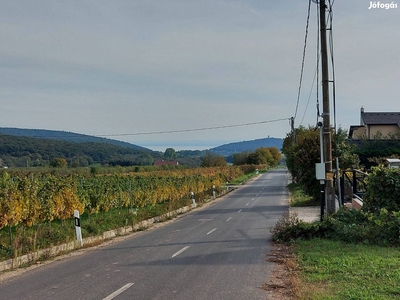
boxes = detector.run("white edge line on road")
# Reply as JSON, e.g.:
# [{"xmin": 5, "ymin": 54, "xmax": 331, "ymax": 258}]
[
  {"xmin": 207, "ymin": 228, "xmax": 217, "ymax": 235},
  {"xmin": 238, "ymin": 209, "xmax": 242, "ymax": 213},
  {"xmin": 103, "ymin": 283, "xmax": 134, "ymax": 300},
  {"xmin": 172, "ymin": 246, "xmax": 190, "ymax": 258},
  {"xmin": 226, "ymin": 217, "xmax": 233, "ymax": 222}
]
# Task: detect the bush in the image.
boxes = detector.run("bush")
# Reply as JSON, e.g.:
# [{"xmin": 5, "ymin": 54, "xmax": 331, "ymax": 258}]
[
  {"xmin": 271, "ymin": 208, "xmax": 400, "ymax": 246},
  {"xmin": 363, "ymin": 166, "xmax": 400, "ymax": 213},
  {"xmin": 271, "ymin": 212, "xmax": 321, "ymax": 243}
]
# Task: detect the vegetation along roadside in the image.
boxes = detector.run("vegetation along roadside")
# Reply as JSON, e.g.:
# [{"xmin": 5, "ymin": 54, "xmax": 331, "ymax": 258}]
[{"xmin": 270, "ymin": 166, "xmax": 400, "ymax": 299}]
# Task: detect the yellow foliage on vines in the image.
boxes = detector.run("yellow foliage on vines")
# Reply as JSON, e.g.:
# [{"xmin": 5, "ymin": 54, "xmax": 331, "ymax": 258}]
[{"xmin": 0, "ymin": 166, "xmax": 243, "ymax": 230}]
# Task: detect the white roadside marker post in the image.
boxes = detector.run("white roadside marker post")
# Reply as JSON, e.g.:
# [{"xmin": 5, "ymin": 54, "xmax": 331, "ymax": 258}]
[
  {"xmin": 191, "ymin": 192, "xmax": 196, "ymax": 208},
  {"xmin": 74, "ymin": 210, "xmax": 83, "ymax": 247}
]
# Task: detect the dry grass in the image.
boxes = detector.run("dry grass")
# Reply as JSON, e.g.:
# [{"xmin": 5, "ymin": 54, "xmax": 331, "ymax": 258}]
[{"xmin": 263, "ymin": 243, "xmax": 300, "ymax": 300}]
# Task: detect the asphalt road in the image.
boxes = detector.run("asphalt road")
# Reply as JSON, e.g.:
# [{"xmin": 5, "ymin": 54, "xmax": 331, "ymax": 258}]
[{"xmin": 0, "ymin": 169, "xmax": 290, "ymax": 300}]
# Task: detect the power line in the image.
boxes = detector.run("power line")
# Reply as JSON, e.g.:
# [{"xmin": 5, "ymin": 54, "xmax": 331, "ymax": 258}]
[
  {"xmin": 300, "ymin": 63, "xmax": 319, "ymax": 126},
  {"xmin": 294, "ymin": 0, "xmax": 312, "ymax": 123},
  {"xmin": 95, "ymin": 118, "xmax": 291, "ymax": 137}
]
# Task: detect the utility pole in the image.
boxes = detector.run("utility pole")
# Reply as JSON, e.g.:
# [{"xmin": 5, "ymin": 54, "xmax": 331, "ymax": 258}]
[
  {"xmin": 291, "ymin": 117, "xmax": 296, "ymax": 144},
  {"xmin": 319, "ymin": 0, "xmax": 335, "ymax": 214}
]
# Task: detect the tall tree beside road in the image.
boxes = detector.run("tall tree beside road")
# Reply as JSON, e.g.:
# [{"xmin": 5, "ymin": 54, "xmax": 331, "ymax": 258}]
[
  {"xmin": 283, "ymin": 126, "xmax": 321, "ymax": 199},
  {"xmin": 283, "ymin": 126, "xmax": 358, "ymax": 200}
]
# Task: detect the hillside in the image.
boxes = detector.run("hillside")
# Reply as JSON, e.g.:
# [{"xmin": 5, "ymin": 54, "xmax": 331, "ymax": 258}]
[
  {"xmin": 0, "ymin": 133, "xmax": 161, "ymax": 168},
  {"xmin": 209, "ymin": 137, "xmax": 283, "ymax": 157},
  {"xmin": 0, "ymin": 128, "xmax": 283, "ymax": 167},
  {"xmin": 0, "ymin": 128, "xmax": 151, "ymax": 152}
]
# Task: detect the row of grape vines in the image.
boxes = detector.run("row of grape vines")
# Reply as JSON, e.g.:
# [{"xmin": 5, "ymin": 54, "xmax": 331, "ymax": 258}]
[{"xmin": 0, "ymin": 166, "xmax": 245, "ymax": 230}]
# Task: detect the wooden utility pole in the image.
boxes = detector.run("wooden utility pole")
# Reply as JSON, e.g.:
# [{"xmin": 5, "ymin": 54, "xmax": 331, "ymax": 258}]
[{"xmin": 319, "ymin": 0, "xmax": 335, "ymax": 214}]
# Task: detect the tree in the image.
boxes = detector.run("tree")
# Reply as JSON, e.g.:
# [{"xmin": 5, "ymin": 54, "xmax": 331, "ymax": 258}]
[
  {"xmin": 283, "ymin": 126, "xmax": 359, "ymax": 200},
  {"xmin": 232, "ymin": 147, "xmax": 281, "ymax": 167},
  {"xmin": 232, "ymin": 152, "xmax": 250, "ymax": 165},
  {"xmin": 50, "ymin": 157, "xmax": 67, "ymax": 168},
  {"xmin": 164, "ymin": 148, "xmax": 177, "ymax": 159},
  {"xmin": 267, "ymin": 147, "xmax": 282, "ymax": 166},
  {"xmin": 333, "ymin": 128, "xmax": 360, "ymax": 170},
  {"xmin": 201, "ymin": 151, "xmax": 227, "ymax": 167}
]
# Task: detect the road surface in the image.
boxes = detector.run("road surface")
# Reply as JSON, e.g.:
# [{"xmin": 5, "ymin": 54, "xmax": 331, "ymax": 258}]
[{"xmin": 0, "ymin": 169, "xmax": 289, "ymax": 300}]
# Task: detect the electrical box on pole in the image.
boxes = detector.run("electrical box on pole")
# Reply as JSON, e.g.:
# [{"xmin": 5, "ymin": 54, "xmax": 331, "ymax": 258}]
[{"xmin": 315, "ymin": 163, "xmax": 325, "ymax": 180}]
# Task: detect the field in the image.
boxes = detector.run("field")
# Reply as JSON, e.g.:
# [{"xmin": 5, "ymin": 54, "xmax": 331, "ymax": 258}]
[{"xmin": 0, "ymin": 165, "xmax": 255, "ymax": 261}]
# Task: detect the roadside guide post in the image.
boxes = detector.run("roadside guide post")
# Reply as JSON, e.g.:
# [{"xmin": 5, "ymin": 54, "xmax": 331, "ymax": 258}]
[
  {"xmin": 74, "ymin": 210, "xmax": 83, "ymax": 247},
  {"xmin": 190, "ymin": 192, "xmax": 197, "ymax": 208},
  {"xmin": 212, "ymin": 185, "xmax": 216, "ymax": 199}
]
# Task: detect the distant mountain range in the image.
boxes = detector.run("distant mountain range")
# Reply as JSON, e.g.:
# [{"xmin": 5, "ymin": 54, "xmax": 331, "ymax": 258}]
[
  {"xmin": 0, "ymin": 128, "xmax": 152, "ymax": 152},
  {"xmin": 0, "ymin": 127, "xmax": 283, "ymax": 167},
  {"xmin": 209, "ymin": 137, "xmax": 283, "ymax": 157}
]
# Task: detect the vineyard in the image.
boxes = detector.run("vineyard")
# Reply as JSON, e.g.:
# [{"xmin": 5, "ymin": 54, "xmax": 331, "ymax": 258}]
[{"xmin": 0, "ymin": 165, "xmax": 257, "ymax": 260}]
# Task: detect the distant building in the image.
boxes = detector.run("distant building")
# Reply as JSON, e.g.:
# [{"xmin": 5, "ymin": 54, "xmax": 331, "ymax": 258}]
[
  {"xmin": 349, "ymin": 107, "xmax": 400, "ymax": 139},
  {"xmin": 153, "ymin": 160, "xmax": 179, "ymax": 166},
  {"xmin": 387, "ymin": 158, "xmax": 400, "ymax": 168}
]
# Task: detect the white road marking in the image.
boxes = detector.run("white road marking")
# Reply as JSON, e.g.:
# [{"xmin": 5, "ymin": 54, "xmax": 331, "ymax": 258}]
[
  {"xmin": 251, "ymin": 198, "xmax": 255, "ymax": 201},
  {"xmin": 172, "ymin": 246, "xmax": 190, "ymax": 258},
  {"xmin": 246, "ymin": 203, "xmax": 249, "ymax": 206},
  {"xmin": 226, "ymin": 217, "xmax": 233, "ymax": 222},
  {"xmin": 207, "ymin": 228, "xmax": 217, "ymax": 235},
  {"xmin": 103, "ymin": 283, "xmax": 134, "ymax": 300},
  {"xmin": 238, "ymin": 209, "xmax": 242, "ymax": 213}
]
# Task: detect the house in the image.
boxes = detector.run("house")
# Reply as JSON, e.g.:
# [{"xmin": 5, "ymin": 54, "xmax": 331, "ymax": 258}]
[
  {"xmin": 153, "ymin": 160, "xmax": 179, "ymax": 166},
  {"xmin": 387, "ymin": 158, "xmax": 400, "ymax": 168},
  {"xmin": 349, "ymin": 107, "xmax": 400, "ymax": 139}
]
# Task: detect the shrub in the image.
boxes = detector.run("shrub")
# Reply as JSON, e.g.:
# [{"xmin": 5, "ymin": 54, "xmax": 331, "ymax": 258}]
[
  {"xmin": 271, "ymin": 212, "xmax": 321, "ymax": 243},
  {"xmin": 363, "ymin": 166, "xmax": 400, "ymax": 213},
  {"xmin": 271, "ymin": 208, "xmax": 400, "ymax": 246}
]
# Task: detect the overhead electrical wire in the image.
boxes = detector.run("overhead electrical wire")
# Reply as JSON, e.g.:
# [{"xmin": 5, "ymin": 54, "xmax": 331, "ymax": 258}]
[
  {"xmin": 94, "ymin": 118, "xmax": 291, "ymax": 138},
  {"xmin": 300, "ymin": 63, "xmax": 319, "ymax": 126},
  {"xmin": 294, "ymin": 0, "xmax": 312, "ymax": 124}
]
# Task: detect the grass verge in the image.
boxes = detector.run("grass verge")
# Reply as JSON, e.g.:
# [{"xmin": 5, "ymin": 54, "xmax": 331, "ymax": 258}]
[
  {"xmin": 288, "ymin": 182, "xmax": 318, "ymax": 207},
  {"xmin": 294, "ymin": 239, "xmax": 400, "ymax": 299}
]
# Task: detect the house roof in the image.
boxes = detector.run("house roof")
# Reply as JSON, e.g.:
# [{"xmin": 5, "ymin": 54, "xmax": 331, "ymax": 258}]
[
  {"xmin": 362, "ymin": 112, "xmax": 400, "ymax": 126},
  {"xmin": 348, "ymin": 125, "xmax": 365, "ymax": 138}
]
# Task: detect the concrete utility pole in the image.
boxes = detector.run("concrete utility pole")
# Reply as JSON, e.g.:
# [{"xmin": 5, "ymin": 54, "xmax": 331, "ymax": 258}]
[{"xmin": 319, "ymin": 0, "xmax": 335, "ymax": 214}]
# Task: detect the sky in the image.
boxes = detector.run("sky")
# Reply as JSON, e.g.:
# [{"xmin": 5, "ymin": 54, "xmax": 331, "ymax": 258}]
[{"xmin": 1, "ymin": 1, "xmax": 399, "ymax": 151}]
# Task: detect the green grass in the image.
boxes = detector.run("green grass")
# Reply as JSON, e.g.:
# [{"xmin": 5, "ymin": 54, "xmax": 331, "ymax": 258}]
[
  {"xmin": 294, "ymin": 239, "xmax": 400, "ymax": 299},
  {"xmin": 288, "ymin": 182, "xmax": 318, "ymax": 207},
  {"xmin": 229, "ymin": 169, "xmax": 268, "ymax": 185}
]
